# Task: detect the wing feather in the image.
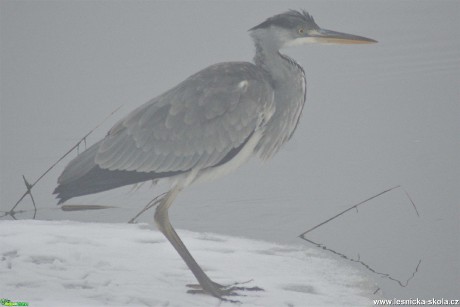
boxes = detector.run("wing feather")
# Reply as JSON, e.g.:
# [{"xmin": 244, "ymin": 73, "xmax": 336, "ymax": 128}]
[{"xmin": 94, "ymin": 62, "xmax": 274, "ymax": 174}]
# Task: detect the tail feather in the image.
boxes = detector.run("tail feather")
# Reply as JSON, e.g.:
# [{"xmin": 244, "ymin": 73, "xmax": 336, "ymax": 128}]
[
  {"xmin": 54, "ymin": 166, "xmax": 159, "ymax": 204},
  {"xmin": 54, "ymin": 141, "xmax": 184, "ymax": 204}
]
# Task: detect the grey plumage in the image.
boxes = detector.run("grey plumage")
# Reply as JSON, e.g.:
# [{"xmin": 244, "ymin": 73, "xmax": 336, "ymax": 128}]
[
  {"xmin": 54, "ymin": 62, "xmax": 274, "ymax": 203},
  {"xmin": 54, "ymin": 10, "xmax": 376, "ymax": 299}
]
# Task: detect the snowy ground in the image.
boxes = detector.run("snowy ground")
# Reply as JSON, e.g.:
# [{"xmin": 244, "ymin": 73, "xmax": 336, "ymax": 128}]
[{"xmin": 0, "ymin": 220, "xmax": 379, "ymax": 306}]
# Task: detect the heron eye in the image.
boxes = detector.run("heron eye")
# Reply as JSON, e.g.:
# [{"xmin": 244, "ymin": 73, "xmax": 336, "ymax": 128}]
[{"xmin": 298, "ymin": 28, "xmax": 305, "ymax": 34}]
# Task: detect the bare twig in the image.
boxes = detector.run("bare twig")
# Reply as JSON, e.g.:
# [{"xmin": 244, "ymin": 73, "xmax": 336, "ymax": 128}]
[
  {"xmin": 303, "ymin": 235, "xmax": 422, "ymax": 287},
  {"xmin": 5, "ymin": 106, "xmax": 122, "ymax": 219},
  {"xmin": 128, "ymin": 192, "xmax": 166, "ymax": 223},
  {"xmin": 299, "ymin": 185, "xmax": 402, "ymax": 238},
  {"xmin": 298, "ymin": 186, "xmax": 421, "ymax": 287},
  {"xmin": 401, "ymin": 186, "xmax": 420, "ymax": 217},
  {"xmin": 1, "ymin": 204, "xmax": 118, "ymax": 219},
  {"xmin": 21, "ymin": 175, "xmax": 37, "ymax": 219}
]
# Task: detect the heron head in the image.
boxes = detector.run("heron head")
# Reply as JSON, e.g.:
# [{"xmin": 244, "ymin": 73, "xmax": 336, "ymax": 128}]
[{"xmin": 249, "ymin": 10, "xmax": 377, "ymax": 49}]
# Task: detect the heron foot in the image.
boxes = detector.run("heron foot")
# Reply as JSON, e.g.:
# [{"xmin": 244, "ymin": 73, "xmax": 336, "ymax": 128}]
[{"xmin": 186, "ymin": 279, "xmax": 263, "ymax": 302}]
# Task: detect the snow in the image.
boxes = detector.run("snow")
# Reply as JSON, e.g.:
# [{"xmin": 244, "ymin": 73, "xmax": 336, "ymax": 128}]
[{"xmin": 1, "ymin": 220, "xmax": 379, "ymax": 306}]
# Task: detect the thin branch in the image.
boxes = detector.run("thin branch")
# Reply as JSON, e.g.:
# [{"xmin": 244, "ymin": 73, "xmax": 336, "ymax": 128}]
[
  {"xmin": 128, "ymin": 192, "xmax": 166, "ymax": 224},
  {"xmin": 401, "ymin": 186, "xmax": 420, "ymax": 217},
  {"xmin": 302, "ymin": 235, "xmax": 421, "ymax": 287},
  {"xmin": 298, "ymin": 185, "xmax": 421, "ymax": 288},
  {"xmin": 22, "ymin": 175, "xmax": 37, "ymax": 219},
  {"xmin": 0, "ymin": 205, "xmax": 117, "ymax": 218},
  {"xmin": 7, "ymin": 106, "xmax": 122, "ymax": 218},
  {"xmin": 299, "ymin": 185, "xmax": 402, "ymax": 239}
]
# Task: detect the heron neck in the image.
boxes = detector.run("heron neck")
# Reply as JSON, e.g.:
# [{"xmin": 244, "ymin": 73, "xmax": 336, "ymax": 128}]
[
  {"xmin": 252, "ymin": 39, "xmax": 298, "ymax": 84},
  {"xmin": 251, "ymin": 36, "xmax": 307, "ymax": 160}
]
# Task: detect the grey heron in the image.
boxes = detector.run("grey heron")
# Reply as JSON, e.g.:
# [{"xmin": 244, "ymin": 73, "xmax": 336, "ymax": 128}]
[{"xmin": 54, "ymin": 10, "xmax": 376, "ymax": 300}]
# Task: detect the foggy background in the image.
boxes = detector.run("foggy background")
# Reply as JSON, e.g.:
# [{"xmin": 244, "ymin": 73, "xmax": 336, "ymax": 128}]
[{"xmin": 1, "ymin": 0, "xmax": 459, "ymax": 302}]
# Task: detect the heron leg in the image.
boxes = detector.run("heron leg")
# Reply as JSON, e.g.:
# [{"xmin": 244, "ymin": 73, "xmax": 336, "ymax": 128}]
[{"xmin": 154, "ymin": 186, "xmax": 238, "ymax": 300}]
